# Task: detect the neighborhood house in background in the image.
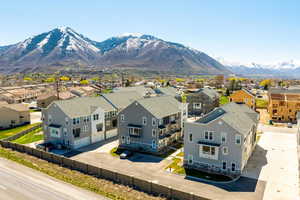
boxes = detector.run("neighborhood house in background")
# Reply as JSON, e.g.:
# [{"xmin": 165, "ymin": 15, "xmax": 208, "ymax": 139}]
[
  {"xmin": 0, "ymin": 103, "xmax": 30, "ymax": 129},
  {"xmin": 229, "ymin": 89, "xmax": 256, "ymax": 110},
  {"xmin": 183, "ymin": 102, "xmax": 259, "ymax": 178},
  {"xmin": 268, "ymin": 88, "xmax": 300, "ymax": 123},
  {"xmin": 118, "ymin": 95, "xmax": 188, "ymax": 154},
  {"xmin": 185, "ymin": 87, "xmax": 220, "ymax": 116}
]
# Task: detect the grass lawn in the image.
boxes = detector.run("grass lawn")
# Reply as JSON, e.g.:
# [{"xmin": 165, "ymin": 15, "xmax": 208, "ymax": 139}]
[
  {"xmin": 176, "ymin": 151, "xmax": 184, "ymax": 157},
  {"xmin": 166, "ymin": 157, "xmax": 232, "ymax": 182},
  {"xmin": 101, "ymin": 89, "xmax": 112, "ymax": 94},
  {"xmin": 159, "ymin": 143, "xmax": 183, "ymax": 158},
  {"xmin": 12, "ymin": 127, "xmax": 43, "ymax": 144},
  {"xmin": 219, "ymin": 95, "xmax": 229, "ymax": 105},
  {"xmin": 0, "ymin": 147, "xmax": 163, "ymax": 200},
  {"xmin": 0, "ymin": 123, "xmax": 41, "ymax": 140},
  {"xmin": 256, "ymin": 98, "xmax": 268, "ymax": 108}
]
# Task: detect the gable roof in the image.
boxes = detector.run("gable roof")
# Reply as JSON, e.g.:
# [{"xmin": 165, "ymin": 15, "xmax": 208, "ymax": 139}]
[
  {"xmin": 101, "ymin": 91, "xmax": 143, "ymax": 110},
  {"xmin": 188, "ymin": 88, "xmax": 219, "ymax": 100},
  {"xmin": 155, "ymin": 87, "xmax": 179, "ymax": 97},
  {"xmin": 135, "ymin": 96, "xmax": 182, "ymax": 119},
  {"xmin": 196, "ymin": 102, "xmax": 258, "ymax": 136},
  {"xmin": 52, "ymin": 97, "xmax": 115, "ymax": 118},
  {"xmin": 241, "ymin": 88, "xmax": 255, "ymax": 97},
  {"xmin": 113, "ymin": 86, "xmax": 154, "ymax": 96},
  {"xmin": 0, "ymin": 104, "xmax": 29, "ymax": 112}
]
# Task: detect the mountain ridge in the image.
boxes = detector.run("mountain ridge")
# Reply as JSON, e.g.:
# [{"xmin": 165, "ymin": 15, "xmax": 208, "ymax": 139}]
[{"xmin": 0, "ymin": 27, "xmax": 230, "ymax": 74}]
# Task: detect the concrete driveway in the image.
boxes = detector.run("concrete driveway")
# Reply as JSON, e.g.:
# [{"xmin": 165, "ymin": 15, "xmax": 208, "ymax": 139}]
[{"xmin": 243, "ymin": 124, "xmax": 299, "ymax": 200}]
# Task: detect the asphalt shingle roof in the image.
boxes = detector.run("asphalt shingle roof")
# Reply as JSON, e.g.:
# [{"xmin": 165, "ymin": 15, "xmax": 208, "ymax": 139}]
[
  {"xmin": 102, "ymin": 91, "xmax": 143, "ymax": 110},
  {"xmin": 53, "ymin": 97, "xmax": 115, "ymax": 118},
  {"xmin": 196, "ymin": 102, "xmax": 258, "ymax": 136},
  {"xmin": 155, "ymin": 87, "xmax": 179, "ymax": 97},
  {"xmin": 136, "ymin": 96, "xmax": 182, "ymax": 119}
]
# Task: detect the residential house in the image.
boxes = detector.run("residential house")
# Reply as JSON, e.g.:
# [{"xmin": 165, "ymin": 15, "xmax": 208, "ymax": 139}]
[
  {"xmin": 268, "ymin": 88, "xmax": 300, "ymax": 122},
  {"xmin": 37, "ymin": 91, "xmax": 76, "ymax": 109},
  {"xmin": 183, "ymin": 102, "xmax": 259, "ymax": 178},
  {"xmin": 185, "ymin": 88, "xmax": 219, "ymax": 116},
  {"xmin": 42, "ymin": 97, "xmax": 117, "ymax": 149},
  {"xmin": 112, "ymin": 86, "xmax": 154, "ymax": 97},
  {"xmin": 229, "ymin": 89, "xmax": 256, "ymax": 109},
  {"xmin": 118, "ymin": 96, "xmax": 188, "ymax": 154},
  {"xmin": 154, "ymin": 87, "xmax": 182, "ymax": 101},
  {"xmin": 0, "ymin": 104, "xmax": 30, "ymax": 129}
]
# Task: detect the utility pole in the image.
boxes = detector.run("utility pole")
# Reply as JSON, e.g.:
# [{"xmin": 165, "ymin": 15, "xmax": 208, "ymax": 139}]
[{"xmin": 56, "ymin": 77, "xmax": 60, "ymax": 100}]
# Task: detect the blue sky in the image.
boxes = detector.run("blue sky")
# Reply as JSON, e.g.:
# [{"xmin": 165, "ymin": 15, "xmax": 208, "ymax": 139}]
[{"xmin": 0, "ymin": 0, "xmax": 299, "ymax": 64}]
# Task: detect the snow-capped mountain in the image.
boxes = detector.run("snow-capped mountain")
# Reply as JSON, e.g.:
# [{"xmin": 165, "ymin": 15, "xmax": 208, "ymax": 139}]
[
  {"xmin": 0, "ymin": 27, "xmax": 229, "ymax": 74},
  {"xmin": 221, "ymin": 59, "xmax": 300, "ymax": 78}
]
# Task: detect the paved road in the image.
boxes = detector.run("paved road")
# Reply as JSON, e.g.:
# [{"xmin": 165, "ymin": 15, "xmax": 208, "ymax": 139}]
[{"xmin": 0, "ymin": 158, "xmax": 106, "ymax": 200}]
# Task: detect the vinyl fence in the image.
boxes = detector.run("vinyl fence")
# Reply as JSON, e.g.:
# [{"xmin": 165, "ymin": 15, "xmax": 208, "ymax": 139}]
[{"xmin": 0, "ymin": 140, "xmax": 210, "ymax": 200}]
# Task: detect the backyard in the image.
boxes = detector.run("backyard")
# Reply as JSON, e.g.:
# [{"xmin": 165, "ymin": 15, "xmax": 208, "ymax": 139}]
[
  {"xmin": 0, "ymin": 123, "xmax": 41, "ymax": 140},
  {"xmin": 12, "ymin": 127, "xmax": 43, "ymax": 144},
  {"xmin": 219, "ymin": 95, "xmax": 229, "ymax": 105}
]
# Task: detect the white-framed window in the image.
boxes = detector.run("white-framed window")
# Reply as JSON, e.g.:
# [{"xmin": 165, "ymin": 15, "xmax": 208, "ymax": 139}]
[
  {"xmin": 231, "ymin": 162, "xmax": 236, "ymax": 172},
  {"xmin": 121, "ymin": 136, "xmax": 125, "ymax": 144},
  {"xmin": 235, "ymin": 135, "xmax": 241, "ymax": 145},
  {"xmin": 221, "ymin": 132, "xmax": 227, "ymax": 144},
  {"xmin": 222, "ymin": 161, "xmax": 227, "ymax": 170},
  {"xmin": 142, "ymin": 116, "xmax": 147, "ymax": 125},
  {"xmin": 159, "ymin": 119, "xmax": 163, "ymax": 125},
  {"xmin": 93, "ymin": 114, "xmax": 99, "ymax": 121},
  {"xmin": 48, "ymin": 115, "xmax": 52, "ymax": 123},
  {"xmin": 199, "ymin": 145, "xmax": 218, "ymax": 160},
  {"xmin": 222, "ymin": 146, "xmax": 228, "ymax": 155},
  {"xmin": 129, "ymin": 127, "xmax": 141, "ymax": 136},
  {"xmin": 152, "ymin": 118, "xmax": 156, "ymax": 126},
  {"xmin": 204, "ymin": 131, "xmax": 213, "ymax": 140},
  {"xmin": 189, "ymin": 133, "xmax": 193, "ymax": 142},
  {"xmin": 170, "ymin": 115, "xmax": 175, "ymax": 122},
  {"xmin": 120, "ymin": 114, "xmax": 125, "ymax": 122},
  {"xmin": 152, "ymin": 140, "xmax": 156, "ymax": 149},
  {"xmin": 188, "ymin": 154, "xmax": 193, "ymax": 164},
  {"xmin": 65, "ymin": 117, "xmax": 69, "ymax": 125},
  {"xmin": 126, "ymin": 136, "xmax": 130, "ymax": 144},
  {"xmin": 152, "ymin": 129, "xmax": 156, "ymax": 137},
  {"xmin": 193, "ymin": 103, "xmax": 202, "ymax": 109}
]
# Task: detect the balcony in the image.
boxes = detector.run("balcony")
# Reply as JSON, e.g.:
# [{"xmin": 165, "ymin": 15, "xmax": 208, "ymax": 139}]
[{"xmin": 128, "ymin": 124, "xmax": 142, "ymax": 137}]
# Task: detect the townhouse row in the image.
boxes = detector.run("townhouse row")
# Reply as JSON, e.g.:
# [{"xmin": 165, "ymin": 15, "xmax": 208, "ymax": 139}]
[{"xmin": 41, "ymin": 86, "xmax": 259, "ymax": 177}]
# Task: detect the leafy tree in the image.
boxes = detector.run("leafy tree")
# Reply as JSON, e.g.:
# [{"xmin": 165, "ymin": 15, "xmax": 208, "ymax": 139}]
[
  {"xmin": 45, "ymin": 77, "xmax": 55, "ymax": 83},
  {"xmin": 24, "ymin": 77, "xmax": 33, "ymax": 82},
  {"xmin": 259, "ymin": 79, "xmax": 271, "ymax": 90},
  {"xmin": 60, "ymin": 76, "xmax": 70, "ymax": 81},
  {"xmin": 80, "ymin": 80, "xmax": 89, "ymax": 85},
  {"xmin": 225, "ymin": 88, "xmax": 230, "ymax": 96}
]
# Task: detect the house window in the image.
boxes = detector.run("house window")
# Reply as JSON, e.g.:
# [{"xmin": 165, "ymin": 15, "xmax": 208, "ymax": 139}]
[
  {"xmin": 189, "ymin": 133, "xmax": 193, "ymax": 142},
  {"xmin": 221, "ymin": 132, "xmax": 227, "ymax": 143},
  {"xmin": 129, "ymin": 127, "xmax": 141, "ymax": 136},
  {"xmin": 121, "ymin": 136, "xmax": 125, "ymax": 143},
  {"xmin": 204, "ymin": 131, "xmax": 213, "ymax": 140},
  {"xmin": 202, "ymin": 145, "xmax": 215, "ymax": 155},
  {"xmin": 72, "ymin": 128, "xmax": 80, "ymax": 138},
  {"xmin": 93, "ymin": 114, "xmax": 99, "ymax": 121},
  {"xmin": 188, "ymin": 155, "xmax": 193, "ymax": 164},
  {"xmin": 152, "ymin": 129, "xmax": 156, "ymax": 137},
  {"xmin": 235, "ymin": 135, "xmax": 241, "ymax": 145},
  {"xmin": 159, "ymin": 119, "xmax": 163, "ymax": 125},
  {"xmin": 231, "ymin": 163, "xmax": 236, "ymax": 172},
  {"xmin": 120, "ymin": 114, "xmax": 125, "ymax": 122},
  {"xmin": 65, "ymin": 117, "xmax": 69, "ymax": 125},
  {"xmin": 126, "ymin": 136, "xmax": 130, "ymax": 144},
  {"xmin": 152, "ymin": 140, "xmax": 156, "ymax": 149},
  {"xmin": 170, "ymin": 115, "xmax": 175, "ymax": 122},
  {"xmin": 142, "ymin": 117, "xmax": 147, "ymax": 125},
  {"xmin": 222, "ymin": 161, "xmax": 227, "ymax": 170},
  {"xmin": 222, "ymin": 146, "xmax": 228, "ymax": 155},
  {"xmin": 193, "ymin": 103, "xmax": 201, "ymax": 109},
  {"xmin": 96, "ymin": 123, "xmax": 103, "ymax": 132},
  {"xmin": 152, "ymin": 118, "xmax": 156, "ymax": 126}
]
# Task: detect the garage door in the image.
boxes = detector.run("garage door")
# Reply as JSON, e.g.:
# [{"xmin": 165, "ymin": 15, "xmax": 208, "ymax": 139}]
[
  {"xmin": 74, "ymin": 137, "xmax": 91, "ymax": 149},
  {"xmin": 106, "ymin": 130, "xmax": 118, "ymax": 139},
  {"xmin": 91, "ymin": 132, "xmax": 105, "ymax": 143}
]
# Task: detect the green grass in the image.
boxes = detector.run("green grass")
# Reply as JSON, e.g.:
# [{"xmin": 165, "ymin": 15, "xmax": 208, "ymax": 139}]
[
  {"xmin": 0, "ymin": 123, "xmax": 41, "ymax": 140},
  {"xmin": 12, "ymin": 127, "xmax": 43, "ymax": 144},
  {"xmin": 101, "ymin": 89, "xmax": 112, "ymax": 94},
  {"xmin": 0, "ymin": 147, "xmax": 163, "ymax": 200},
  {"xmin": 256, "ymin": 98, "xmax": 268, "ymax": 108},
  {"xmin": 219, "ymin": 95, "xmax": 229, "ymax": 105},
  {"xmin": 166, "ymin": 157, "xmax": 232, "ymax": 182}
]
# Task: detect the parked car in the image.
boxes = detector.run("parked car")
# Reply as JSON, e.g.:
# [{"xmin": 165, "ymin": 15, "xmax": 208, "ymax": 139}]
[
  {"xmin": 120, "ymin": 150, "xmax": 133, "ymax": 159},
  {"xmin": 287, "ymin": 123, "xmax": 293, "ymax": 128}
]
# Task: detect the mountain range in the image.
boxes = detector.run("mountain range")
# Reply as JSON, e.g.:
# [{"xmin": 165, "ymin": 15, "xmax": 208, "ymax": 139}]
[
  {"xmin": 0, "ymin": 27, "xmax": 229, "ymax": 74},
  {"xmin": 224, "ymin": 60, "xmax": 300, "ymax": 78}
]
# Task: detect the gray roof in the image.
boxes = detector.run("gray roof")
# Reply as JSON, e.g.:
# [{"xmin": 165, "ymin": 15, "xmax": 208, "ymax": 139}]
[
  {"xmin": 188, "ymin": 87, "xmax": 219, "ymax": 100},
  {"xmin": 102, "ymin": 91, "xmax": 143, "ymax": 110},
  {"xmin": 136, "ymin": 96, "xmax": 182, "ymax": 119},
  {"xmin": 196, "ymin": 102, "xmax": 258, "ymax": 136},
  {"xmin": 269, "ymin": 88, "xmax": 300, "ymax": 94},
  {"xmin": 155, "ymin": 87, "xmax": 179, "ymax": 97},
  {"xmin": 53, "ymin": 97, "xmax": 116, "ymax": 118},
  {"xmin": 113, "ymin": 86, "xmax": 154, "ymax": 96}
]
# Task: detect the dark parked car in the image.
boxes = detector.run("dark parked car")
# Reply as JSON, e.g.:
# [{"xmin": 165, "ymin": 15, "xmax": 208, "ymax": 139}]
[{"xmin": 120, "ymin": 150, "xmax": 133, "ymax": 159}]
